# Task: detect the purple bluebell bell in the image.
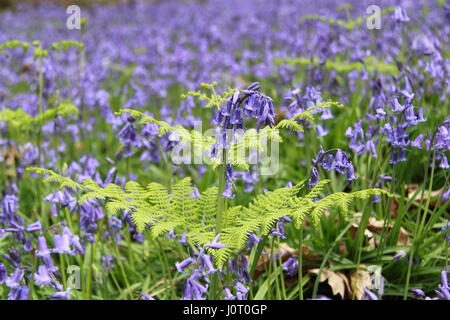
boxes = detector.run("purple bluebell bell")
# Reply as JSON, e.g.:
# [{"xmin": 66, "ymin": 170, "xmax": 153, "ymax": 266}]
[
  {"xmin": 8, "ymin": 285, "xmax": 29, "ymax": 300},
  {"xmin": 42, "ymin": 254, "xmax": 58, "ymax": 273},
  {"xmin": 23, "ymin": 238, "xmax": 33, "ymax": 252},
  {"xmin": 362, "ymin": 288, "xmax": 379, "ymax": 300},
  {"xmin": 176, "ymin": 257, "xmax": 195, "ymax": 274},
  {"xmin": 0, "ymin": 263, "xmax": 7, "ymax": 284},
  {"xmin": 51, "ymin": 289, "xmax": 70, "ymax": 300},
  {"xmin": 34, "ymin": 265, "xmax": 52, "ymax": 288},
  {"xmin": 102, "ymin": 255, "xmax": 115, "ymax": 271},
  {"xmin": 309, "ymin": 167, "xmax": 320, "ymax": 187},
  {"xmin": 53, "ymin": 230, "xmax": 72, "ymax": 254},
  {"xmin": 410, "ymin": 289, "xmax": 426, "ymax": 299},
  {"xmin": 199, "ymin": 253, "xmax": 217, "ymax": 274},
  {"xmin": 206, "ymin": 233, "xmax": 227, "ymax": 249},
  {"xmin": 224, "ymin": 287, "xmax": 235, "ymax": 300},
  {"xmin": 5, "ymin": 268, "xmax": 24, "ymax": 288},
  {"xmin": 282, "ymin": 255, "xmax": 298, "ymax": 277},
  {"xmin": 435, "ymin": 268, "xmax": 450, "ymax": 300},
  {"xmin": 36, "ymin": 236, "xmax": 51, "ymax": 257},
  {"xmin": 235, "ymin": 281, "xmax": 249, "ymax": 300},
  {"xmin": 25, "ymin": 220, "xmax": 42, "ymax": 232},
  {"xmin": 221, "ymin": 182, "xmax": 235, "ymax": 199}
]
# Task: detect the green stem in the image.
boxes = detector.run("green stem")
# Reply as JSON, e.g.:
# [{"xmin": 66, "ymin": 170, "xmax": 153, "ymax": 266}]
[
  {"xmin": 107, "ymin": 220, "xmax": 133, "ymax": 299},
  {"xmin": 276, "ymin": 237, "xmax": 287, "ymax": 300},
  {"xmin": 404, "ymin": 150, "xmax": 436, "ymax": 299},
  {"xmin": 298, "ymin": 226, "xmax": 304, "ymax": 300},
  {"xmin": 269, "ymin": 237, "xmax": 281, "ymax": 299},
  {"xmin": 37, "ymin": 52, "xmax": 46, "ymax": 230},
  {"xmin": 157, "ymin": 238, "xmax": 176, "ymax": 299},
  {"xmin": 352, "ymin": 206, "xmax": 371, "ymax": 300},
  {"xmin": 249, "ymin": 235, "xmax": 268, "ymax": 279},
  {"xmin": 209, "ymin": 161, "xmax": 227, "ymax": 299}
]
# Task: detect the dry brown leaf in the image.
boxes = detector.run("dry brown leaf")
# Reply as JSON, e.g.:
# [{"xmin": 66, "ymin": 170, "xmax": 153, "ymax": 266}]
[
  {"xmin": 308, "ymin": 267, "xmax": 350, "ymax": 299},
  {"xmin": 406, "ymin": 184, "xmax": 449, "ymax": 209},
  {"xmin": 339, "ymin": 241, "xmax": 347, "ymax": 255},
  {"xmin": 348, "ymin": 215, "xmax": 410, "ymax": 249},
  {"xmin": 250, "ymin": 242, "xmax": 308, "ymax": 280},
  {"xmin": 397, "ymin": 227, "xmax": 411, "ymax": 246},
  {"xmin": 349, "ymin": 268, "xmax": 372, "ymax": 300}
]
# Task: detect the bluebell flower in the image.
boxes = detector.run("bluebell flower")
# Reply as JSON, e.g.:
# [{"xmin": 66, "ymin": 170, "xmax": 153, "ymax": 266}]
[
  {"xmin": 393, "ymin": 250, "xmax": 407, "ymax": 261},
  {"xmin": 309, "ymin": 167, "xmax": 320, "ymax": 187},
  {"xmin": 322, "ymin": 153, "xmax": 335, "ymax": 171},
  {"xmin": 36, "ymin": 236, "xmax": 51, "ymax": 257},
  {"xmin": 247, "ymin": 233, "xmax": 259, "ymax": 251},
  {"xmin": 8, "ymin": 285, "xmax": 29, "ymax": 300},
  {"xmin": 199, "ymin": 253, "xmax": 217, "ymax": 274},
  {"xmin": 224, "ymin": 287, "xmax": 235, "ymax": 300},
  {"xmin": 362, "ymin": 288, "xmax": 379, "ymax": 300},
  {"xmin": 221, "ymin": 182, "xmax": 235, "ymax": 199},
  {"xmin": 282, "ymin": 255, "xmax": 298, "ymax": 277},
  {"xmin": 53, "ymin": 231, "xmax": 72, "ymax": 254},
  {"xmin": 139, "ymin": 294, "xmax": 155, "ymax": 300},
  {"xmin": 34, "ymin": 265, "xmax": 52, "ymax": 288},
  {"xmin": 3, "ymin": 248, "xmax": 21, "ymax": 268},
  {"xmin": 25, "ymin": 220, "xmax": 42, "ymax": 232},
  {"xmin": 346, "ymin": 164, "xmax": 357, "ymax": 184},
  {"xmin": 235, "ymin": 281, "xmax": 249, "ymax": 300},
  {"xmin": 411, "ymin": 134, "xmax": 424, "ymax": 148},
  {"xmin": 435, "ymin": 268, "xmax": 450, "ymax": 300},
  {"xmin": 23, "ymin": 238, "xmax": 33, "ymax": 252},
  {"xmin": 394, "ymin": 7, "xmax": 410, "ymax": 23},
  {"xmin": 0, "ymin": 263, "xmax": 7, "ymax": 284},
  {"xmin": 71, "ymin": 235, "xmax": 85, "ymax": 255},
  {"xmin": 6, "ymin": 268, "xmax": 24, "ymax": 288},
  {"xmin": 308, "ymin": 295, "xmax": 331, "ymax": 300},
  {"xmin": 440, "ymin": 156, "xmax": 449, "ymax": 169},
  {"xmin": 175, "ymin": 257, "xmax": 195, "ymax": 273},
  {"xmin": 182, "ymin": 270, "xmax": 208, "ymax": 300},
  {"xmin": 206, "ymin": 234, "xmax": 227, "ymax": 249},
  {"xmin": 182, "ymin": 281, "xmax": 192, "ymax": 300},
  {"xmin": 410, "ymin": 289, "xmax": 426, "ymax": 299},
  {"xmin": 179, "ymin": 231, "xmax": 188, "ymax": 246},
  {"xmin": 42, "ymin": 254, "xmax": 58, "ymax": 273},
  {"xmin": 270, "ymin": 220, "xmax": 286, "ymax": 239},
  {"xmin": 51, "ymin": 288, "xmax": 70, "ymax": 300},
  {"xmin": 102, "ymin": 255, "xmax": 115, "ymax": 271}
]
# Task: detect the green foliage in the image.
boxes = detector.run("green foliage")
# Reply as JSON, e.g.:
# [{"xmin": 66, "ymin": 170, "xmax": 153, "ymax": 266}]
[
  {"xmin": 274, "ymin": 55, "xmax": 399, "ymax": 76},
  {"xmin": 0, "ymin": 101, "xmax": 78, "ymax": 129},
  {"xmin": 181, "ymin": 82, "xmax": 238, "ymax": 110},
  {"xmin": 28, "ymin": 168, "xmax": 390, "ymax": 268},
  {"xmin": 275, "ymin": 100, "xmax": 344, "ymax": 132},
  {"xmin": 0, "ymin": 40, "xmax": 84, "ymax": 60},
  {"xmin": 299, "ymin": 6, "xmax": 396, "ymax": 31},
  {"xmin": 115, "ymin": 97, "xmax": 341, "ymax": 172},
  {"xmin": 47, "ymin": 40, "xmax": 85, "ymax": 53}
]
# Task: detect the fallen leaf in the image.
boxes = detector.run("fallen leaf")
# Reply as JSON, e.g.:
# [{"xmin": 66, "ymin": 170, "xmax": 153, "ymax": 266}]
[
  {"xmin": 308, "ymin": 267, "xmax": 350, "ymax": 299},
  {"xmin": 406, "ymin": 184, "xmax": 449, "ymax": 209},
  {"xmin": 349, "ymin": 268, "xmax": 372, "ymax": 300}
]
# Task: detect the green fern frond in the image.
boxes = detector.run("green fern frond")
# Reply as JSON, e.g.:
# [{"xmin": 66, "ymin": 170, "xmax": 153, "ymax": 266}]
[
  {"xmin": 48, "ymin": 40, "xmax": 84, "ymax": 53},
  {"xmin": 29, "ymin": 167, "xmax": 391, "ymax": 268},
  {"xmin": 0, "ymin": 101, "xmax": 78, "ymax": 130},
  {"xmin": 181, "ymin": 82, "xmax": 238, "ymax": 110},
  {"xmin": 27, "ymin": 167, "xmax": 83, "ymax": 191}
]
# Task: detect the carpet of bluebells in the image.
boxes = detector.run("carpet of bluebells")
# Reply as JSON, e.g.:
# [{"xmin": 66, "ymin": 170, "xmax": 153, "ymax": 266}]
[{"xmin": 0, "ymin": 0, "xmax": 449, "ymax": 300}]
